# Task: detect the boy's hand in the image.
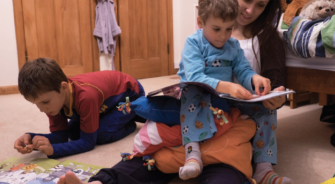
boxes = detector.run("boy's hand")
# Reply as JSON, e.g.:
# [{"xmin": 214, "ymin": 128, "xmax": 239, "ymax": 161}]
[
  {"xmin": 31, "ymin": 136, "xmax": 54, "ymax": 156},
  {"xmin": 14, "ymin": 134, "xmax": 33, "ymax": 154},
  {"xmin": 262, "ymin": 86, "xmax": 286, "ymax": 110},
  {"xmin": 252, "ymin": 75, "xmax": 271, "ymax": 96},
  {"xmin": 228, "ymin": 83, "xmax": 252, "ymax": 100}
]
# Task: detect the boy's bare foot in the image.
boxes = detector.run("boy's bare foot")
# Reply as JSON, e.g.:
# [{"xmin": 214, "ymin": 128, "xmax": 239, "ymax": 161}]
[
  {"xmin": 57, "ymin": 171, "xmax": 84, "ymax": 184},
  {"xmin": 57, "ymin": 171, "xmax": 102, "ymax": 184}
]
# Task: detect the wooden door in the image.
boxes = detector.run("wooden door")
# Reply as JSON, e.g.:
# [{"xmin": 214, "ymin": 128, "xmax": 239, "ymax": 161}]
[
  {"xmin": 119, "ymin": 0, "xmax": 169, "ymax": 79},
  {"xmin": 16, "ymin": 0, "xmax": 99, "ymax": 77}
]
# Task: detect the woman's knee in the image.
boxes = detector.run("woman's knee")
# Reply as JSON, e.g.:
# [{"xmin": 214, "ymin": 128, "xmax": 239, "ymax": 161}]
[{"xmin": 198, "ymin": 163, "xmax": 246, "ymax": 184}]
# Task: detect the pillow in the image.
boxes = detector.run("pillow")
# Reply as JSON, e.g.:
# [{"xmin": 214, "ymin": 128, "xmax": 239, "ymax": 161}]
[
  {"xmin": 132, "ymin": 108, "xmax": 241, "ymax": 157},
  {"xmin": 128, "ymin": 96, "xmax": 181, "ymax": 126},
  {"xmin": 152, "ymin": 114, "xmax": 256, "ymax": 180}
]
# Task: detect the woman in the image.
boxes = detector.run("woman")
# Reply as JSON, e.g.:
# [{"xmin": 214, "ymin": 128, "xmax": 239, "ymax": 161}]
[
  {"xmin": 231, "ymin": 0, "xmax": 291, "ymax": 183},
  {"xmin": 57, "ymin": 0, "xmax": 288, "ymax": 184}
]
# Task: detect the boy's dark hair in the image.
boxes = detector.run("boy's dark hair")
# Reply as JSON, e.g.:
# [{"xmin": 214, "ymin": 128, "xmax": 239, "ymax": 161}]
[
  {"xmin": 18, "ymin": 58, "xmax": 68, "ymax": 100},
  {"xmin": 198, "ymin": 0, "xmax": 239, "ymax": 24}
]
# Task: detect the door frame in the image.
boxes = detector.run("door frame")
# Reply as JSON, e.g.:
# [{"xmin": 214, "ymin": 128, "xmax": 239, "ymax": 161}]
[
  {"xmin": 12, "ymin": 0, "xmax": 100, "ymax": 72},
  {"xmin": 167, "ymin": 0, "xmax": 178, "ymax": 75}
]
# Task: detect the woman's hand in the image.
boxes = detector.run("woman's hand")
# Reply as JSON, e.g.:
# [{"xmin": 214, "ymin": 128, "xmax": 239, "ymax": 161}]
[
  {"xmin": 262, "ymin": 86, "xmax": 286, "ymax": 110},
  {"xmin": 252, "ymin": 75, "xmax": 271, "ymax": 96}
]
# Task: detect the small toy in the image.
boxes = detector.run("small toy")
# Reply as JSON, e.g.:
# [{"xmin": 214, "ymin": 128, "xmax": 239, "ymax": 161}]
[
  {"xmin": 120, "ymin": 152, "xmax": 134, "ymax": 161},
  {"xmin": 117, "ymin": 97, "xmax": 131, "ymax": 114},
  {"xmin": 187, "ymin": 146, "xmax": 192, "ymax": 153},
  {"xmin": 143, "ymin": 156, "xmax": 156, "ymax": 171},
  {"xmin": 281, "ymin": 0, "xmax": 311, "ymax": 25},
  {"xmin": 24, "ymin": 143, "xmax": 31, "ymax": 151},
  {"xmin": 299, "ymin": 0, "xmax": 335, "ymax": 20},
  {"xmin": 210, "ymin": 106, "xmax": 228, "ymax": 125}
]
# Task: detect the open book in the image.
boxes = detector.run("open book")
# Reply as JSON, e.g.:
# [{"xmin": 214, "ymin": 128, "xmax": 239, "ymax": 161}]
[
  {"xmin": 148, "ymin": 82, "xmax": 295, "ymax": 102},
  {"xmin": 0, "ymin": 156, "xmax": 102, "ymax": 184}
]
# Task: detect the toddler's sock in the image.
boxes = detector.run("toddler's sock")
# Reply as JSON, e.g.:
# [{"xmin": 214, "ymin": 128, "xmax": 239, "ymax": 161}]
[
  {"xmin": 253, "ymin": 162, "xmax": 293, "ymax": 184},
  {"xmin": 179, "ymin": 142, "xmax": 203, "ymax": 180}
]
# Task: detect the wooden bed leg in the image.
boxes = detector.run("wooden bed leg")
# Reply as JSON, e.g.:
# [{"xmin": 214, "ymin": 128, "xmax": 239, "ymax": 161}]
[
  {"xmin": 289, "ymin": 92, "xmax": 298, "ymax": 109},
  {"xmin": 319, "ymin": 93, "xmax": 328, "ymax": 106}
]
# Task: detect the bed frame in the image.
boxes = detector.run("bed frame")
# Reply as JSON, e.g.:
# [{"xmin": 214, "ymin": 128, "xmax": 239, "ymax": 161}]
[{"xmin": 286, "ymin": 67, "xmax": 335, "ymax": 108}]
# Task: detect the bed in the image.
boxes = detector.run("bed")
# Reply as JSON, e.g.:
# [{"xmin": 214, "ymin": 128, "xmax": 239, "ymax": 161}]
[
  {"xmin": 278, "ymin": 14, "xmax": 335, "ymax": 108},
  {"xmin": 285, "ymin": 50, "xmax": 335, "ymax": 108}
]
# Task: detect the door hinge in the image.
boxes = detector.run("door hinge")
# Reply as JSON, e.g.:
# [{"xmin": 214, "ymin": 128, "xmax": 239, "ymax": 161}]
[
  {"xmin": 25, "ymin": 50, "xmax": 28, "ymax": 62},
  {"xmin": 167, "ymin": 44, "xmax": 169, "ymax": 54}
]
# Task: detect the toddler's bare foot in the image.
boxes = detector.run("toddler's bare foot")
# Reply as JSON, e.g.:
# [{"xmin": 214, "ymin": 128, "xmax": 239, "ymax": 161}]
[{"xmin": 57, "ymin": 171, "xmax": 99, "ymax": 184}]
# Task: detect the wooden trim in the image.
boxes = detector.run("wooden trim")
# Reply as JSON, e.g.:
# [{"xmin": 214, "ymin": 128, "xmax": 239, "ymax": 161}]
[
  {"xmin": 288, "ymin": 92, "xmax": 297, "ymax": 109},
  {"xmin": 167, "ymin": 0, "xmax": 176, "ymax": 75},
  {"xmin": 286, "ymin": 67, "xmax": 335, "ymax": 95},
  {"xmin": 12, "ymin": 0, "xmax": 26, "ymax": 70},
  {"xmin": 113, "ymin": 0, "xmax": 121, "ymax": 71},
  {"xmin": 118, "ymin": 0, "xmax": 129, "ymax": 74},
  {"xmin": 319, "ymin": 93, "xmax": 328, "ymax": 106},
  {"xmin": 0, "ymin": 85, "xmax": 20, "ymax": 95},
  {"xmin": 90, "ymin": 0, "xmax": 100, "ymax": 72}
]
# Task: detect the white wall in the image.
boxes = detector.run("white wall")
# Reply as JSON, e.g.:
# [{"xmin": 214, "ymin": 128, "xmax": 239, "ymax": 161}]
[
  {"xmin": 99, "ymin": 54, "xmax": 113, "ymax": 71},
  {"xmin": 0, "ymin": 1, "xmax": 19, "ymax": 87},
  {"xmin": 173, "ymin": 0, "xmax": 198, "ymax": 69}
]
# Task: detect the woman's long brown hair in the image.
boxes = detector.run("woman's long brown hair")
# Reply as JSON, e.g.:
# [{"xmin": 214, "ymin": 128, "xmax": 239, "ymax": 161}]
[{"xmin": 244, "ymin": 0, "xmax": 287, "ymax": 89}]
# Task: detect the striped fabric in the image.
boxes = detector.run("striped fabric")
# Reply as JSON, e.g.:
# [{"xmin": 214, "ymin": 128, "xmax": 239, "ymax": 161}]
[
  {"xmin": 259, "ymin": 171, "xmax": 283, "ymax": 184},
  {"xmin": 132, "ymin": 108, "xmax": 239, "ymax": 157},
  {"xmin": 133, "ymin": 120, "xmax": 164, "ymax": 155},
  {"xmin": 284, "ymin": 16, "xmax": 335, "ymax": 58}
]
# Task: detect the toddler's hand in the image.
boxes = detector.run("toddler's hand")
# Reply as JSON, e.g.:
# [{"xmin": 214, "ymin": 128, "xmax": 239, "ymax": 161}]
[
  {"xmin": 252, "ymin": 75, "xmax": 271, "ymax": 96},
  {"xmin": 31, "ymin": 135, "xmax": 54, "ymax": 156},
  {"xmin": 228, "ymin": 83, "xmax": 252, "ymax": 100},
  {"xmin": 14, "ymin": 134, "xmax": 33, "ymax": 154}
]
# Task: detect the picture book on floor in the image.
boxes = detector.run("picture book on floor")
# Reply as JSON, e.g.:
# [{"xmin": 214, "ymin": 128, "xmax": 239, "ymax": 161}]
[
  {"xmin": 0, "ymin": 156, "xmax": 103, "ymax": 184},
  {"xmin": 147, "ymin": 81, "xmax": 295, "ymax": 102}
]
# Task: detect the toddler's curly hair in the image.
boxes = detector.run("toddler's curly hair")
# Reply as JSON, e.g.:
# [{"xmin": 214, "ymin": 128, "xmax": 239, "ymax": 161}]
[{"xmin": 198, "ymin": 0, "xmax": 239, "ymax": 24}]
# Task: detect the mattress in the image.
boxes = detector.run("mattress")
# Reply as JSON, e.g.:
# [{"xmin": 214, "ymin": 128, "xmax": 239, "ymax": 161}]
[
  {"xmin": 278, "ymin": 14, "xmax": 335, "ymax": 71},
  {"xmin": 286, "ymin": 49, "xmax": 335, "ymax": 71}
]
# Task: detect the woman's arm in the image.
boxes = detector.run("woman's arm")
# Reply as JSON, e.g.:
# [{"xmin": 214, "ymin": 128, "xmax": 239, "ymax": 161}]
[
  {"xmin": 258, "ymin": 32, "xmax": 287, "ymax": 109},
  {"xmin": 258, "ymin": 33, "xmax": 286, "ymax": 90}
]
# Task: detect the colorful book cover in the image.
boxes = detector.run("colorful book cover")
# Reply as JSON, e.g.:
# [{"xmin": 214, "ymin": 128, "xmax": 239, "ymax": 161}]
[
  {"xmin": 0, "ymin": 157, "xmax": 102, "ymax": 184},
  {"xmin": 147, "ymin": 82, "xmax": 295, "ymax": 102}
]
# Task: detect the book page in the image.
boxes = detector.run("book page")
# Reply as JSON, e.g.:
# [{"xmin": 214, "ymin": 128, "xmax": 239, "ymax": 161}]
[
  {"xmin": 147, "ymin": 82, "xmax": 295, "ymax": 102},
  {"xmin": 219, "ymin": 90, "xmax": 295, "ymax": 102}
]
